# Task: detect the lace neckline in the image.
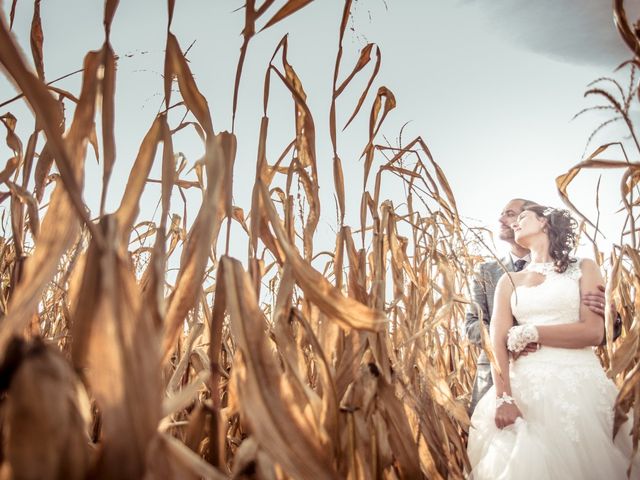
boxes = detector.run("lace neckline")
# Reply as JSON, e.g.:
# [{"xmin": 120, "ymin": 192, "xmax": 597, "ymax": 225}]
[{"xmin": 525, "ymin": 262, "xmax": 557, "ymax": 275}]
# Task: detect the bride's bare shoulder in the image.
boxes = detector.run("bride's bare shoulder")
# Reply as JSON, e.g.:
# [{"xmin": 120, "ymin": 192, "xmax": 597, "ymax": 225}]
[
  {"xmin": 577, "ymin": 258, "xmax": 597, "ymax": 269},
  {"xmin": 577, "ymin": 258, "xmax": 602, "ymax": 281},
  {"xmin": 497, "ymin": 271, "xmax": 520, "ymax": 290}
]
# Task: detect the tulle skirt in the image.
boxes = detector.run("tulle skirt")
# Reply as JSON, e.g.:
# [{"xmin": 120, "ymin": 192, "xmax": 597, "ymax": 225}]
[{"xmin": 467, "ymin": 347, "xmax": 638, "ymax": 479}]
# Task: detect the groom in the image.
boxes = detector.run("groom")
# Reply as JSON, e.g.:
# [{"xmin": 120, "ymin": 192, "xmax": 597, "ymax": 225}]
[{"xmin": 465, "ymin": 198, "xmax": 609, "ymax": 414}]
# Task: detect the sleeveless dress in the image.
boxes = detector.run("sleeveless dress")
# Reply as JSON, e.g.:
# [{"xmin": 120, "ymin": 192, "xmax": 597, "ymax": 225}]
[{"xmin": 467, "ymin": 260, "xmax": 637, "ymax": 479}]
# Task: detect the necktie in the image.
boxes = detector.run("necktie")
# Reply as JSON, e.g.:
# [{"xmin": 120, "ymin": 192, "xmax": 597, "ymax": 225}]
[{"xmin": 514, "ymin": 259, "xmax": 527, "ymax": 272}]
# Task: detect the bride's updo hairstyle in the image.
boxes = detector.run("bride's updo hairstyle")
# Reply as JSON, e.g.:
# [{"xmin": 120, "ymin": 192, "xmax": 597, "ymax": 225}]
[{"xmin": 522, "ymin": 204, "xmax": 578, "ymax": 273}]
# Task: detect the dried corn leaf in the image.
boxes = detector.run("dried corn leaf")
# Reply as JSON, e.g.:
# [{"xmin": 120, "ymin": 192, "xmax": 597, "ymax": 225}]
[
  {"xmin": 100, "ymin": 44, "xmax": 116, "ymax": 214},
  {"xmin": 5, "ymin": 338, "xmax": 91, "ymax": 480},
  {"xmin": 165, "ymin": 33, "xmax": 214, "ymax": 137},
  {"xmin": 260, "ymin": 181, "xmax": 386, "ymax": 331},
  {"xmin": 261, "ymin": 0, "xmax": 315, "ymax": 32},
  {"xmin": 0, "ymin": 112, "xmax": 22, "ymax": 158},
  {"xmin": 115, "ymin": 117, "xmax": 163, "ymax": 235},
  {"xmin": 71, "ymin": 217, "xmax": 161, "ymax": 479},
  {"xmin": 30, "ymin": 0, "xmax": 45, "ymax": 81},
  {"xmin": 0, "ymin": 46, "xmax": 104, "ymax": 356},
  {"xmin": 223, "ymin": 255, "xmax": 339, "ymax": 480},
  {"xmin": 162, "ymin": 133, "xmax": 228, "ymax": 360}
]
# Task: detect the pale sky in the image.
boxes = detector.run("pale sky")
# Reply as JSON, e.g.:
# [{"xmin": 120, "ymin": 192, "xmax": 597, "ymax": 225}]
[{"xmin": 1, "ymin": 0, "xmax": 638, "ymax": 260}]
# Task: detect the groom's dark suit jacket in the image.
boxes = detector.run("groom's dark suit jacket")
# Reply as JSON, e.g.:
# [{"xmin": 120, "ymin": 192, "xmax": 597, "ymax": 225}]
[{"xmin": 465, "ymin": 256, "xmax": 515, "ymax": 415}]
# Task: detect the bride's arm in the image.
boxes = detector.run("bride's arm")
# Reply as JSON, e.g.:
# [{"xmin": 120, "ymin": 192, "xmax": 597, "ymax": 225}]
[
  {"xmin": 490, "ymin": 274, "xmax": 522, "ymax": 428},
  {"xmin": 534, "ymin": 259, "xmax": 605, "ymax": 348}
]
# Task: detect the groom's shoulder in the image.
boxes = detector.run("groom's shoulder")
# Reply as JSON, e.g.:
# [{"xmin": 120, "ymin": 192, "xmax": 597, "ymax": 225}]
[
  {"xmin": 474, "ymin": 257, "xmax": 508, "ymax": 281},
  {"xmin": 478, "ymin": 257, "xmax": 506, "ymax": 273}
]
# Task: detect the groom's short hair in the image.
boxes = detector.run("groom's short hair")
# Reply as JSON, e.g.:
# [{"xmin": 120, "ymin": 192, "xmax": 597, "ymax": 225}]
[{"xmin": 511, "ymin": 198, "xmax": 538, "ymax": 210}]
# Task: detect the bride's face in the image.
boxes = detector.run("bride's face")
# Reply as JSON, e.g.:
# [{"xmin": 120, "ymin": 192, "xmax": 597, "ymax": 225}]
[{"xmin": 511, "ymin": 210, "xmax": 547, "ymax": 245}]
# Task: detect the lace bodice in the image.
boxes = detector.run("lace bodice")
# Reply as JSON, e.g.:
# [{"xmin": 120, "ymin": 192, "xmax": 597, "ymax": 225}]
[{"xmin": 511, "ymin": 260, "xmax": 583, "ymax": 327}]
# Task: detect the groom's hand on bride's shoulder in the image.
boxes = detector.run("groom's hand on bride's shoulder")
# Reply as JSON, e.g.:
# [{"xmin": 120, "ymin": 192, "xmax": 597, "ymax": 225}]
[
  {"xmin": 582, "ymin": 284, "xmax": 623, "ymax": 344},
  {"xmin": 582, "ymin": 284, "xmax": 613, "ymax": 318},
  {"xmin": 511, "ymin": 342, "xmax": 539, "ymax": 360}
]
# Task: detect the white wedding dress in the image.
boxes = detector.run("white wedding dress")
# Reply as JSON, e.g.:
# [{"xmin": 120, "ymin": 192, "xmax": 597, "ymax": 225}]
[{"xmin": 467, "ymin": 260, "xmax": 637, "ymax": 479}]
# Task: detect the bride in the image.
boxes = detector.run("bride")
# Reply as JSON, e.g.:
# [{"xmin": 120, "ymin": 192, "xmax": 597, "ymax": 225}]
[{"xmin": 467, "ymin": 204, "xmax": 637, "ymax": 479}]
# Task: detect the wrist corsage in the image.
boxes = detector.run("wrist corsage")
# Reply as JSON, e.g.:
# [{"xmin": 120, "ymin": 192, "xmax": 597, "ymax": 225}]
[
  {"xmin": 496, "ymin": 392, "xmax": 516, "ymax": 408},
  {"xmin": 507, "ymin": 324, "xmax": 539, "ymax": 353}
]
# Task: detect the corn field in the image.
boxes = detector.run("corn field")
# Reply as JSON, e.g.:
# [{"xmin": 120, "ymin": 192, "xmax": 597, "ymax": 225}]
[{"xmin": 0, "ymin": 1, "xmax": 638, "ymax": 479}]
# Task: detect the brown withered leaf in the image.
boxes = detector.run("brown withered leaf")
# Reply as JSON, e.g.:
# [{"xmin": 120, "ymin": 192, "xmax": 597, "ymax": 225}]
[
  {"xmin": 160, "ymin": 121, "xmax": 176, "ymax": 230},
  {"xmin": 0, "ymin": 156, "xmax": 19, "ymax": 184},
  {"xmin": 231, "ymin": 436, "xmax": 278, "ymax": 480},
  {"xmin": 291, "ymin": 308, "xmax": 341, "ymax": 455},
  {"xmin": 207, "ymin": 262, "xmax": 228, "ymax": 467},
  {"xmin": 5, "ymin": 338, "xmax": 91, "ymax": 480},
  {"xmin": 145, "ymin": 433, "xmax": 228, "ymax": 480},
  {"xmin": 88, "ymin": 122, "xmax": 100, "ymax": 162},
  {"xmin": 9, "ymin": 0, "xmax": 18, "ymax": 30},
  {"xmin": 21, "ymin": 129, "xmax": 39, "ymax": 192},
  {"xmin": 260, "ymin": 0, "xmax": 315, "ymax": 32},
  {"xmin": 162, "ymin": 132, "xmax": 229, "ymax": 361},
  {"xmin": 556, "ymin": 144, "xmax": 638, "ymax": 228},
  {"xmin": 231, "ymin": 206, "xmax": 249, "ymax": 233},
  {"xmin": 329, "ymin": 0, "xmax": 351, "ymax": 157},
  {"xmin": 270, "ymin": 273, "xmax": 338, "ymax": 457},
  {"xmin": 335, "ymin": 43, "xmax": 375, "ymax": 98},
  {"xmin": 165, "ymin": 33, "xmax": 214, "ymax": 137},
  {"xmin": 249, "ymin": 116, "xmax": 270, "ymax": 255},
  {"xmin": 103, "ymin": 0, "xmax": 120, "ymax": 36},
  {"xmin": 33, "ymin": 141, "xmax": 54, "ymax": 202},
  {"xmin": 222, "ymin": 255, "xmax": 339, "ymax": 480},
  {"xmin": 614, "ymin": 363, "xmax": 640, "ymax": 438},
  {"xmin": 0, "ymin": 30, "xmax": 92, "ymax": 231},
  {"xmin": 231, "ymin": 8, "xmax": 252, "ymax": 129},
  {"xmin": 290, "ymin": 161, "xmax": 319, "ymax": 260},
  {"xmin": 221, "ymin": 131, "xmax": 237, "ymax": 255},
  {"xmin": 71, "ymin": 216, "xmax": 161, "ymax": 480},
  {"xmin": 271, "ymin": 38, "xmax": 317, "ymax": 174},
  {"xmin": 114, "ymin": 116, "xmax": 163, "ymax": 235},
  {"xmin": 100, "ymin": 44, "xmax": 116, "ymax": 214},
  {"xmin": 0, "ymin": 112, "xmax": 23, "ymax": 158},
  {"xmin": 333, "ymin": 155, "xmax": 346, "ymax": 224},
  {"xmin": 30, "ymin": 0, "xmax": 45, "ymax": 81},
  {"xmin": 47, "ymin": 84, "xmax": 79, "ymax": 103},
  {"xmin": 167, "ymin": 0, "xmax": 176, "ymax": 28},
  {"xmin": 164, "ymin": 323, "xmax": 204, "ymax": 396},
  {"xmin": 362, "ymin": 86, "xmax": 396, "ymax": 187},
  {"xmin": 344, "ymin": 228, "xmax": 370, "ymax": 304},
  {"xmin": 420, "ymin": 358, "xmax": 469, "ymax": 426},
  {"xmin": 7, "ymin": 181, "xmax": 39, "ymax": 240},
  {"xmin": 614, "ymin": 1, "xmax": 640, "ymax": 56},
  {"xmin": 342, "ymin": 44, "xmax": 381, "ymax": 131},
  {"xmin": 417, "ymin": 137, "xmax": 459, "ymax": 215},
  {"xmin": 0, "ymin": 47, "xmax": 103, "ymax": 357},
  {"xmin": 136, "ymin": 121, "xmax": 176, "ymax": 330},
  {"xmin": 260, "ymin": 181, "xmax": 387, "ymax": 331}
]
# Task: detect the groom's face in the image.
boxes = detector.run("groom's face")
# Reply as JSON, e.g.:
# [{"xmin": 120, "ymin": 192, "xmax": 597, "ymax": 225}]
[{"xmin": 498, "ymin": 199, "xmax": 526, "ymax": 241}]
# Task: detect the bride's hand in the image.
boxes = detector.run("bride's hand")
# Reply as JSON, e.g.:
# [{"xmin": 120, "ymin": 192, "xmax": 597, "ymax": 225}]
[
  {"xmin": 495, "ymin": 403, "xmax": 523, "ymax": 429},
  {"xmin": 511, "ymin": 342, "xmax": 539, "ymax": 360}
]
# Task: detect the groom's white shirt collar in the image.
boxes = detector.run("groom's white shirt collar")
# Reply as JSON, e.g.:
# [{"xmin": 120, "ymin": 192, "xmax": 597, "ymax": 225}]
[{"xmin": 509, "ymin": 252, "xmax": 531, "ymax": 266}]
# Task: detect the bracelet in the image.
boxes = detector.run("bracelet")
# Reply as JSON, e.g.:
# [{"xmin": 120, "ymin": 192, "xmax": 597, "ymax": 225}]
[{"xmin": 496, "ymin": 392, "xmax": 515, "ymax": 408}]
